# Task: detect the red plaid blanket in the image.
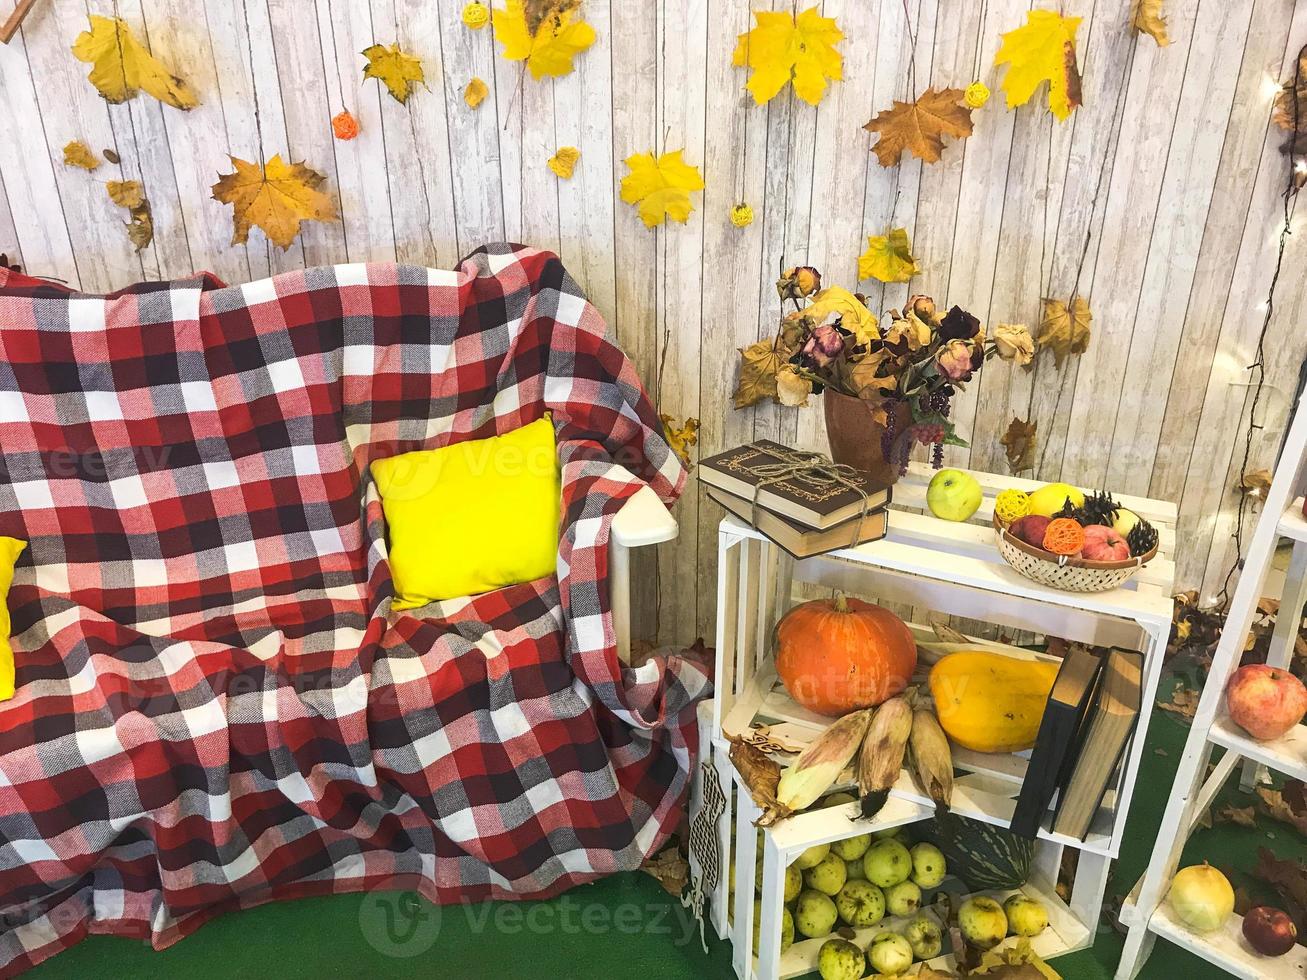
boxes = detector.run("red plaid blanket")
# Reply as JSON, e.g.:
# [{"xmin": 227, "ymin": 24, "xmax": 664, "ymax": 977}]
[{"xmin": 0, "ymin": 245, "xmax": 709, "ymax": 974}]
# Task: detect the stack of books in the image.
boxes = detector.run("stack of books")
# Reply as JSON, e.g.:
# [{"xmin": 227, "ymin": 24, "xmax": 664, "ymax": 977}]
[{"xmin": 698, "ymin": 440, "xmax": 891, "ymax": 559}]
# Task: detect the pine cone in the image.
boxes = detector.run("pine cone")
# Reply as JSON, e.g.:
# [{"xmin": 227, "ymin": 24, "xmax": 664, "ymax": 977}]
[{"xmin": 1127, "ymin": 519, "xmax": 1159, "ymax": 557}]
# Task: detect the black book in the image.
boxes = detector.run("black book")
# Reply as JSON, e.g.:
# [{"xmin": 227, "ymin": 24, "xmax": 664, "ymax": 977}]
[
  {"xmin": 1051, "ymin": 649, "xmax": 1144, "ymax": 841},
  {"xmin": 707, "ymin": 489, "xmax": 888, "ymax": 559},
  {"xmin": 1009, "ymin": 647, "xmax": 1105, "ymax": 839}
]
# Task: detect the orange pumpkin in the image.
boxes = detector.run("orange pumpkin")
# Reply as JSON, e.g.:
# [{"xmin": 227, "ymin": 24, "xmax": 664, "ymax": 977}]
[{"xmin": 775, "ymin": 593, "xmax": 917, "ymax": 717}]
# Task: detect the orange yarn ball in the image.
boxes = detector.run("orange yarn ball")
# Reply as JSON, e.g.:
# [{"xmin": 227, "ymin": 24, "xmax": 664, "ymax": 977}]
[
  {"xmin": 1042, "ymin": 518, "xmax": 1085, "ymax": 556},
  {"xmin": 332, "ymin": 110, "xmax": 360, "ymax": 141}
]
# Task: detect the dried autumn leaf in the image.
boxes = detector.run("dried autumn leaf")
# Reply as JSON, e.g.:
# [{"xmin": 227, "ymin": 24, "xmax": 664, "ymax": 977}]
[
  {"xmin": 858, "ymin": 228, "xmax": 920, "ymax": 283},
  {"xmin": 1157, "ymin": 685, "xmax": 1199, "ymax": 720},
  {"xmin": 524, "ymin": 0, "xmax": 580, "ymax": 35},
  {"xmin": 1253, "ymin": 847, "xmax": 1307, "ymax": 933},
  {"xmin": 660, "ymin": 414, "xmax": 699, "ymax": 467},
  {"xmin": 211, "ymin": 155, "xmax": 337, "ymax": 251},
  {"xmin": 106, "ymin": 180, "xmax": 152, "ymax": 252},
  {"xmin": 1000, "ymin": 417, "xmax": 1037, "ymax": 474},
  {"xmin": 547, "ymin": 146, "xmax": 580, "ymax": 179},
  {"xmin": 863, "ymin": 87, "xmax": 974, "ymax": 166},
  {"xmin": 493, "ymin": 0, "xmax": 595, "ymax": 80},
  {"xmin": 1258, "ymin": 782, "xmax": 1307, "ymax": 835},
  {"xmin": 1241, "ymin": 468, "xmax": 1273, "ymax": 496},
  {"xmin": 71, "ymin": 15, "xmax": 198, "ymax": 110},
  {"xmin": 1214, "ymin": 804, "xmax": 1257, "ymax": 828},
  {"xmin": 640, "ymin": 844, "xmax": 688, "ymax": 897},
  {"xmin": 995, "ymin": 10, "xmax": 1083, "ymax": 121},
  {"xmin": 807, "ymin": 286, "xmax": 878, "ymax": 347},
  {"xmin": 619, "ymin": 150, "xmax": 704, "ymax": 228},
  {"xmin": 734, "ymin": 338, "xmax": 786, "ymax": 408},
  {"xmin": 362, "ymin": 43, "xmax": 425, "ymax": 105},
  {"xmin": 732, "ymin": 6, "xmax": 844, "ymax": 107},
  {"xmin": 728, "ymin": 734, "xmax": 783, "ymax": 813},
  {"xmin": 106, "ymin": 180, "xmax": 145, "ymax": 210},
  {"xmin": 63, "ymin": 141, "xmax": 100, "ymax": 171},
  {"xmin": 464, "ymin": 77, "xmax": 489, "ymax": 109},
  {"xmin": 1274, "ymin": 46, "xmax": 1307, "ymax": 132},
  {"xmin": 1131, "ymin": 0, "xmax": 1170, "ymax": 46},
  {"xmin": 849, "ymin": 348, "xmax": 897, "ymax": 400},
  {"xmin": 1037, "ymin": 295, "xmax": 1091, "ymax": 367}
]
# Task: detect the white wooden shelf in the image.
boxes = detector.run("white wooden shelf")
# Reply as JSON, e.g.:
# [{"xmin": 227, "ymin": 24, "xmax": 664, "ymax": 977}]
[
  {"xmin": 1278, "ymin": 498, "xmax": 1307, "ymax": 543},
  {"xmin": 1135, "ymin": 898, "xmax": 1307, "ymax": 980},
  {"xmin": 1208, "ymin": 712, "xmax": 1307, "ymax": 782}
]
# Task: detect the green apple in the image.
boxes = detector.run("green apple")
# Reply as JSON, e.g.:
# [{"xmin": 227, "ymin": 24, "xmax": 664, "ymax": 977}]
[
  {"xmin": 831, "ymin": 832, "xmax": 872, "ymax": 862},
  {"xmin": 804, "ymin": 852, "xmax": 848, "ymax": 896},
  {"xmin": 835, "ymin": 879, "xmax": 886, "ymax": 928},
  {"xmin": 1003, "ymin": 895, "xmax": 1049, "ymax": 937},
  {"xmin": 904, "ymin": 915, "xmax": 943, "ymax": 960},
  {"xmin": 795, "ymin": 889, "xmax": 839, "ymax": 939},
  {"xmin": 868, "ymin": 931, "xmax": 914, "ymax": 975},
  {"xmin": 927, "ymin": 469, "xmax": 983, "ymax": 522},
  {"xmin": 909, "ymin": 842, "xmax": 947, "ymax": 889},
  {"xmin": 863, "ymin": 839, "xmax": 912, "ymax": 888},
  {"xmin": 844, "ymin": 854, "xmax": 867, "ymax": 880},
  {"xmin": 817, "ymin": 937, "xmax": 866, "ymax": 980},
  {"xmin": 821, "ymin": 791, "xmax": 858, "ymax": 808},
  {"xmin": 785, "ymin": 863, "xmax": 804, "ymax": 902},
  {"xmin": 884, "ymin": 880, "xmax": 922, "ymax": 917},
  {"xmin": 1112, "ymin": 507, "xmax": 1141, "ymax": 537},
  {"xmin": 959, "ymin": 896, "xmax": 1009, "ymax": 950},
  {"xmin": 794, "ymin": 843, "xmax": 831, "ymax": 870},
  {"xmin": 753, "ymin": 901, "xmax": 797, "ymax": 955}
]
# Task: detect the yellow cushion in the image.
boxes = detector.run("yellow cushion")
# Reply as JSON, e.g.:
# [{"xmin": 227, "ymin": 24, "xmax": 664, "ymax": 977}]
[
  {"xmin": 0, "ymin": 536, "xmax": 27, "ymax": 702},
  {"xmin": 372, "ymin": 416, "xmax": 561, "ymax": 608}
]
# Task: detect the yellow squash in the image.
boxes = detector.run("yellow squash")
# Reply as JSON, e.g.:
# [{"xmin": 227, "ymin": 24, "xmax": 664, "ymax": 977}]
[{"xmin": 927, "ymin": 651, "xmax": 1059, "ymax": 753}]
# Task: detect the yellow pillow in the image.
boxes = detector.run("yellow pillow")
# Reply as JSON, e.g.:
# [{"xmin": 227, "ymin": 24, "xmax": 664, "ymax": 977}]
[
  {"xmin": 1, "ymin": 536, "xmax": 27, "ymax": 702},
  {"xmin": 372, "ymin": 416, "xmax": 561, "ymax": 608}
]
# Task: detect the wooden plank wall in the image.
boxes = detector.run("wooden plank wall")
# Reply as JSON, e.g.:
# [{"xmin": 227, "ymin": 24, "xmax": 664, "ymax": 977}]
[{"xmin": 2, "ymin": 0, "xmax": 1305, "ymax": 645}]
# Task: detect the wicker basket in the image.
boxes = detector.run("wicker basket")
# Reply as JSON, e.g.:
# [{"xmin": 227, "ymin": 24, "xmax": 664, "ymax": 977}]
[{"xmin": 993, "ymin": 515, "xmax": 1157, "ymax": 592}]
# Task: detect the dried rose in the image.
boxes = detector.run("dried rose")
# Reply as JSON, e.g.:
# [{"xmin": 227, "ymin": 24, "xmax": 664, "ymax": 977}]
[
  {"xmin": 884, "ymin": 311, "xmax": 932, "ymax": 352},
  {"xmin": 936, "ymin": 337, "xmax": 983, "ymax": 382},
  {"xmin": 907, "ymin": 294, "xmax": 938, "ymax": 324},
  {"xmin": 939, "ymin": 304, "xmax": 981, "ymax": 340},
  {"xmin": 777, "ymin": 265, "xmax": 822, "ymax": 300},
  {"xmin": 993, "ymin": 322, "xmax": 1035, "ymax": 365},
  {"xmin": 800, "ymin": 323, "xmax": 844, "ymax": 367},
  {"xmin": 776, "ymin": 365, "xmax": 813, "ymax": 407}
]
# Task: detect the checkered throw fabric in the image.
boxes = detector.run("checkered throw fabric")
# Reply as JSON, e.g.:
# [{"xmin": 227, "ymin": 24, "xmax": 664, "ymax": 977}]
[{"xmin": 0, "ymin": 244, "xmax": 710, "ymax": 975}]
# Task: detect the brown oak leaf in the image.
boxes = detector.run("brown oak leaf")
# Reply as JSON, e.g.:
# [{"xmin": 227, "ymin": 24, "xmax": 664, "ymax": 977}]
[
  {"xmin": 105, "ymin": 180, "xmax": 153, "ymax": 252},
  {"xmin": 1037, "ymin": 295, "xmax": 1091, "ymax": 367},
  {"xmin": 863, "ymin": 87, "xmax": 974, "ymax": 167},
  {"xmin": 1131, "ymin": 0, "xmax": 1170, "ymax": 46},
  {"xmin": 1000, "ymin": 416, "xmax": 1037, "ymax": 474}
]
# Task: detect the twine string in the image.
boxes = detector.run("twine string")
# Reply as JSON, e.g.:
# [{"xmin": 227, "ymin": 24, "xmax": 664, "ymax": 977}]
[{"xmin": 747, "ymin": 445, "xmax": 871, "ymax": 548}]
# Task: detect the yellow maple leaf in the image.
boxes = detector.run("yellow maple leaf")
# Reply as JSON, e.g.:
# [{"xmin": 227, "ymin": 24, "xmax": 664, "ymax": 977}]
[
  {"xmin": 660, "ymin": 414, "xmax": 700, "ymax": 467},
  {"xmin": 994, "ymin": 10, "xmax": 1083, "ymax": 121},
  {"xmin": 858, "ymin": 228, "xmax": 920, "ymax": 283},
  {"xmin": 619, "ymin": 150, "xmax": 704, "ymax": 228},
  {"xmin": 106, "ymin": 181, "xmax": 153, "ymax": 252},
  {"xmin": 732, "ymin": 6, "xmax": 843, "ymax": 106},
  {"xmin": 71, "ymin": 15, "xmax": 198, "ymax": 110},
  {"xmin": 1131, "ymin": 0, "xmax": 1170, "ymax": 46},
  {"xmin": 362, "ymin": 43, "xmax": 425, "ymax": 105},
  {"xmin": 806, "ymin": 286, "xmax": 878, "ymax": 347},
  {"xmin": 465, "ymin": 77, "xmax": 489, "ymax": 108},
  {"xmin": 106, "ymin": 180, "xmax": 145, "ymax": 209},
  {"xmin": 211, "ymin": 155, "xmax": 337, "ymax": 251},
  {"xmin": 493, "ymin": 0, "xmax": 595, "ymax": 80},
  {"xmin": 863, "ymin": 87, "xmax": 974, "ymax": 166},
  {"xmin": 1037, "ymin": 295, "xmax": 1091, "ymax": 366},
  {"xmin": 734, "ymin": 338, "xmax": 786, "ymax": 408},
  {"xmin": 547, "ymin": 146, "xmax": 580, "ymax": 179},
  {"xmin": 63, "ymin": 141, "xmax": 101, "ymax": 171}
]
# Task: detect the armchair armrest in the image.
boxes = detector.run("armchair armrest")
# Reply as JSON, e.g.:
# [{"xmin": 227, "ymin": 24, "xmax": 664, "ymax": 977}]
[{"xmin": 610, "ymin": 485, "xmax": 678, "ymax": 663}]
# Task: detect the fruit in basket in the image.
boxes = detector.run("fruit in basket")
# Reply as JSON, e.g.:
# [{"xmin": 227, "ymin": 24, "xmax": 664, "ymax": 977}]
[
  {"xmin": 817, "ymin": 937, "xmax": 867, "ymax": 980},
  {"xmin": 959, "ymin": 896, "xmax": 1009, "ymax": 949},
  {"xmin": 775, "ymin": 710, "xmax": 874, "ymax": 815},
  {"xmin": 905, "ymin": 915, "xmax": 943, "ymax": 959},
  {"xmin": 776, "ymin": 594, "xmax": 917, "ymax": 717},
  {"xmin": 795, "ymin": 843, "xmax": 831, "ymax": 870},
  {"xmin": 884, "ymin": 880, "xmax": 922, "ymax": 917},
  {"xmin": 908, "ymin": 709, "xmax": 955, "ymax": 817},
  {"xmin": 1027, "ymin": 482, "xmax": 1084, "ymax": 518},
  {"xmin": 1226, "ymin": 664, "xmax": 1307, "ymax": 741},
  {"xmin": 1007, "ymin": 514, "xmax": 1052, "ymax": 549},
  {"xmin": 909, "ymin": 842, "xmax": 947, "ymax": 889},
  {"xmin": 751, "ymin": 901, "xmax": 797, "ymax": 955},
  {"xmin": 927, "ymin": 469, "xmax": 983, "ymax": 521},
  {"xmin": 785, "ymin": 863, "xmax": 804, "ymax": 902},
  {"xmin": 1080, "ymin": 524, "xmax": 1129, "ymax": 561},
  {"xmin": 868, "ymin": 931, "xmax": 915, "ymax": 975},
  {"xmin": 805, "ymin": 852, "xmax": 848, "ymax": 896},
  {"xmin": 795, "ymin": 889, "xmax": 840, "ymax": 938},
  {"xmin": 1003, "ymin": 895, "xmax": 1049, "ymax": 937},
  {"xmin": 836, "ymin": 879, "xmax": 886, "ymax": 927},
  {"xmin": 928, "ymin": 651, "xmax": 1059, "ymax": 753},
  {"xmin": 1041, "ymin": 517, "xmax": 1085, "ymax": 556},
  {"xmin": 863, "ymin": 839, "xmax": 912, "ymax": 888},
  {"xmin": 831, "ymin": 832, "xmax": 872, "ymax": 862},
  {"xmin": 1167, "ymin": 863, "xmax": 1235, "ymax": 933},
  {"xmin": 914, "ymin": 815, "xmax": 1033, "ymax": 890},
  {"xmin": 1112, "ymin": 506, "xmax": 1141, "ymax": 536},
  {"xmin": 1242, "ymin": 906, "xmax": 1297, "ymax": 955},
  {"xmin": 858, "ymin": 694, "xmax": 914, "ymax": 819},
  {"xmin": 994, "ymin": 488, "xmax": 1031, "ymax": 524}
]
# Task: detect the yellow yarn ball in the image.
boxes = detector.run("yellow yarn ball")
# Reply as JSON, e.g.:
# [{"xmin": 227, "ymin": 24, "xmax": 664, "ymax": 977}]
[
  {"xmin": 462, "ymin": 1, "xmax": 489, "ymax": 29},
  {"xmin": 994, "ymin": 488, "xmax": 1031, "ymax": 524},
  {"xmin": 964, "ymin": 81, "xmax": 990, "ymax": 109},
  {"xmin": 730, "ymin": 203, "xmax": 754, "ymax": 228}
]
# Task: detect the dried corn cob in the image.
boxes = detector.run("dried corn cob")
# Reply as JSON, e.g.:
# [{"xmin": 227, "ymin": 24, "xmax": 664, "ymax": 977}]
[
  {"xmin": 772, "ymin": 709, "xmax": 873, "ymax": 821},
  {"xmin": 857, "ymin": 695, "xmax": 913, "ymax": 819},
  {"xmin": 908, "ymin": 707, "xmax": 954, "ymax": 817}
]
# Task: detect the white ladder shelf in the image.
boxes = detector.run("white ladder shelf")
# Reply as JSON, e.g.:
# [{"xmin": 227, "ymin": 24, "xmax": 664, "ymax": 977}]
[{"xmin": 1117, "ymin": 391, "xmax": 1307, "ymax": 979}]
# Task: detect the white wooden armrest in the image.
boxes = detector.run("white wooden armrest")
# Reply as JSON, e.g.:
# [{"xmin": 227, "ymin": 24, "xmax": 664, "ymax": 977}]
[{"xmin": 610, "ymin": 485, "xmax": 678, "ymax": 664}]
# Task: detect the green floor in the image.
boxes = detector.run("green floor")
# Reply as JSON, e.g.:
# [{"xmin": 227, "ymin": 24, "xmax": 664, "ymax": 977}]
[{"xmin": 26, "ymin": 689, "xmax": 1299, "ymax": 979}]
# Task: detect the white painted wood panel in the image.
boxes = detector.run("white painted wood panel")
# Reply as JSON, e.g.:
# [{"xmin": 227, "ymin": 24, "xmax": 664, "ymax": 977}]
[{"xmin": 2, "ymin": 0, "xmax": 1305, "ymax": 643}]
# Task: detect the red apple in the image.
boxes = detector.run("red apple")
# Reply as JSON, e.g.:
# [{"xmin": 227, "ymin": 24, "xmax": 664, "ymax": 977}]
[
  {"xmin": 1008, "ymin": 515, "xmax": 1052, "ymax": 550},
  {"xmin": 1226, "ymin": 664, "xmax": 1307, "ymax": 741},
  {"xmin": 1081, "ymin": 524, "xmax": 1129, "ymax": 561},
  {"xmin": 1243, "ymin": 906, "xmax": 1298, "ymax": 956}
]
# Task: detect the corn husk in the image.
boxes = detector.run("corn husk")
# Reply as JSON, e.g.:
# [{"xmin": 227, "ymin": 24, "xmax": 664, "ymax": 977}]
[
  {"xmin": 772, "ymin": 709, "xmax": 873, "ymax": 819},
  {"xmin": 908, "ymin": 707, "xmax": 954, "ymax": 817},
  {"xmin": 857, "ymin": 695, "xmax": 913, "ymax": 819}
]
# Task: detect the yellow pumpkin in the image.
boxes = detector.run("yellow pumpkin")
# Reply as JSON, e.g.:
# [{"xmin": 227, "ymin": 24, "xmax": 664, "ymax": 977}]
[{"xmin": 927, "ymin": 651, "xmax": 1059, "ymax": 753}]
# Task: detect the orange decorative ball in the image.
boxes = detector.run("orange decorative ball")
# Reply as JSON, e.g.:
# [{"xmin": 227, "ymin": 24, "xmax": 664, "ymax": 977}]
[
  {"xmin": 332, "ymin": 110, "xmax": 360, "ymax": 141},
  {"xmin": 775, "ymin": 593, "xmax": 917, "ymax": 717},
  {"xmin": 1042, "ymin": 517, "xmax": 1085, "ymax": 555}
]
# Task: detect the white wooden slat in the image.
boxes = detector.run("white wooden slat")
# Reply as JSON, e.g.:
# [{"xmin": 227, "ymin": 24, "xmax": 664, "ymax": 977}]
[{"xmin": 0, "ymin": 166, "xmax": 21, "ymax": 267}]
